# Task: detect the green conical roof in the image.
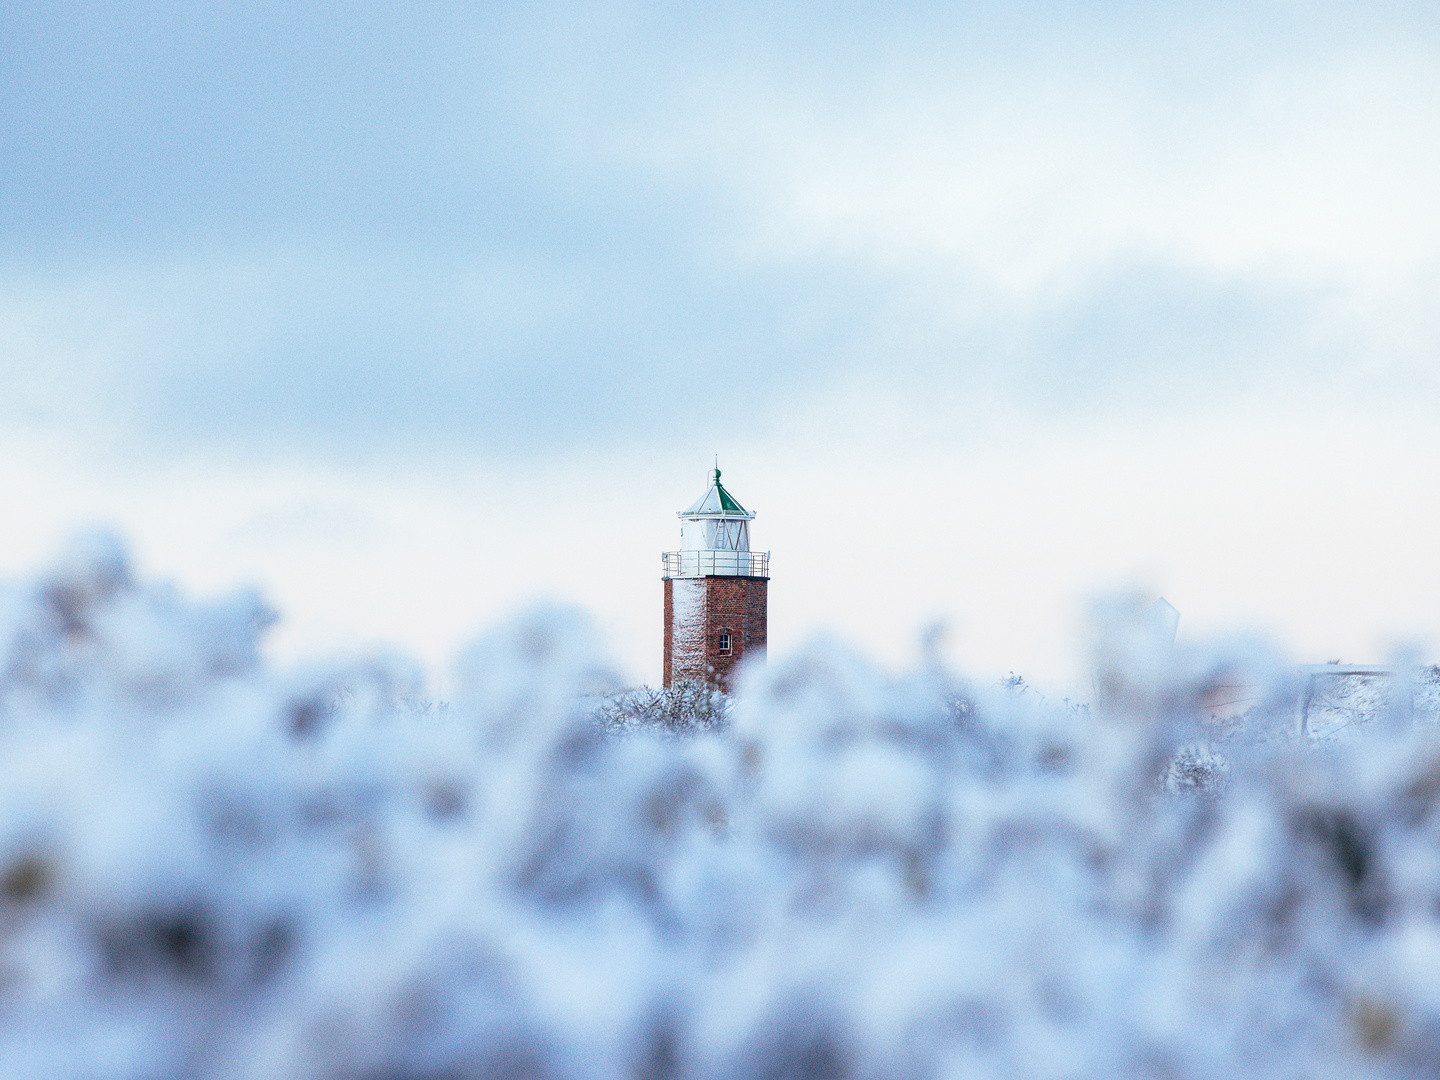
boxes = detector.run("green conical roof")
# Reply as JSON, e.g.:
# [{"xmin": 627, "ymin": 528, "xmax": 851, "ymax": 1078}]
[{"xmin": 678, "ymin": 468, "xmax": 754, "ymax": 518}]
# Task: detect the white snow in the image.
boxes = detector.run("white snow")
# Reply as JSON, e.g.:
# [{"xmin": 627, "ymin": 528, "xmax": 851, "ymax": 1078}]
[
  {"xmin": 1, "ymin": 533, "xmax": 1439, "ymax": 1077},
  {"xmin": 669, "ymin": 577, "xmax": 707, "ymax": 681}
]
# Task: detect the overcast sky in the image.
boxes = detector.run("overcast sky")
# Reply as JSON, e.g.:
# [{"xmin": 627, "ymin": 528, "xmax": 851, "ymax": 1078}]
[{"xmin": 3, "ymin": 0, "xmax": 1439, "ymax": 691}]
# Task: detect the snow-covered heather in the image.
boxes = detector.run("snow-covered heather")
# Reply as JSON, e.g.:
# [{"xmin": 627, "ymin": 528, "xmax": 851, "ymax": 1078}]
[
  {"xmin": 5, "ymin": 535, "xmax": 1440, "ymax": 1078},
  {"xmin": 589, "ymin": 681, "xmax": 732, "ymax": 737}
]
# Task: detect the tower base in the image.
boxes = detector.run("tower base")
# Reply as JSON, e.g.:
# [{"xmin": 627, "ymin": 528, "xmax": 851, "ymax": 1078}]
[{"xmin": 663, "ymin": 576, "xmax": 768, "ymax": 692}]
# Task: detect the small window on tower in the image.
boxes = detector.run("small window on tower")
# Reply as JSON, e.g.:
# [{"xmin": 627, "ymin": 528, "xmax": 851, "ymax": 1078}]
[{"xmin": 717, "ymin": 630, "xmax": 732, "ymax": 655}]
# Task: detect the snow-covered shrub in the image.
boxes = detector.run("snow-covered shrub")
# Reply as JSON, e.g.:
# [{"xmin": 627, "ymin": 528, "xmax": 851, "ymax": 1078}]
[
  {"xmin": 589, "ymin": 680, "xmax": 732, "ymax": 736},
  {"xmin": 1302, "ymin": 666, "xmax": 1440, "ymax": 742},
  {"xmin": 2, "ymin": 536, "xmax": 1440, "ymax": 1077}
]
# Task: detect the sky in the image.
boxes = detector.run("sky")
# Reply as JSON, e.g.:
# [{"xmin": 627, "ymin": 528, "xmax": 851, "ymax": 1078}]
[{"xmin": 3, "ymin": 0, "xmax": 1439, "ymax": 693}]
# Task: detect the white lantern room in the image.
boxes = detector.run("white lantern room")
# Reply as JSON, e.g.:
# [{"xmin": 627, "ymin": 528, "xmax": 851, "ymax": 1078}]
[{"xmin": 662, "ymin": 468, "xmax": 768, "ymax": 578}]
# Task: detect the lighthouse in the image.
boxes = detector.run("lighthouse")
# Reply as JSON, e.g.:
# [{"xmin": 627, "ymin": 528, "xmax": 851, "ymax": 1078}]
[{"xmin": 662, "ymin": 468, "xmax": 769, "ymax": 692}]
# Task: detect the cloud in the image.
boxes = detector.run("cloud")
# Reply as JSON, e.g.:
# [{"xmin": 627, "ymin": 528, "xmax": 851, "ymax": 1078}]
[{"xmin": 2, "ymin": 0, "xmax": 1438, "ymax": 462}]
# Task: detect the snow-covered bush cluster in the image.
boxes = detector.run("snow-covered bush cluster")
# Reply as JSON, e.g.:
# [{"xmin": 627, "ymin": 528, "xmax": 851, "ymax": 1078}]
[
  {"xmin": 1302, "ymin": 668, "xmax": 1440, "ymax": 742},
  {"xmin": 589, "ymin": 680, "xmax": 732, "ymax": 736},
  {"xmin": 6, "ymin": 535, "xmax": 1440, "ymax": 1078}
]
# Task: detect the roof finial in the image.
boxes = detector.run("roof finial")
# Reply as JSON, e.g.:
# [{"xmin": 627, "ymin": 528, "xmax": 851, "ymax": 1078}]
[{"xmin": 713, "ymin": 456, "xmax": 721, "ymax": 483}]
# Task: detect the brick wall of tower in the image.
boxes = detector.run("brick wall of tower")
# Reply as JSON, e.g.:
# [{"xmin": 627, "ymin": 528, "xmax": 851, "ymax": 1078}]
[
  {"xmin": 663, "ymin": 576, "xmax": 767, "ymax": 693},
  {"xmin": 662, "ymin": 578, "xmax": 674, "ymax": 687},
  {"xmin": 703, "ymin": 577, "xmax": 768, "ymax": 692}
]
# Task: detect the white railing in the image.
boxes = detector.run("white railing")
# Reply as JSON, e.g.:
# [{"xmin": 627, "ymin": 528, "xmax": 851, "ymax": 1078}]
[{"xmin": 662, "ymin": 550, "xmax": 769, "ymax": 578}]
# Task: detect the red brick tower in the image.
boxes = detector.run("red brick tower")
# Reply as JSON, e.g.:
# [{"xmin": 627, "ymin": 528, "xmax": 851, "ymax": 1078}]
[{"xmin": 662, "ymin": 468, "xmax": 769, "ymax": 692}]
